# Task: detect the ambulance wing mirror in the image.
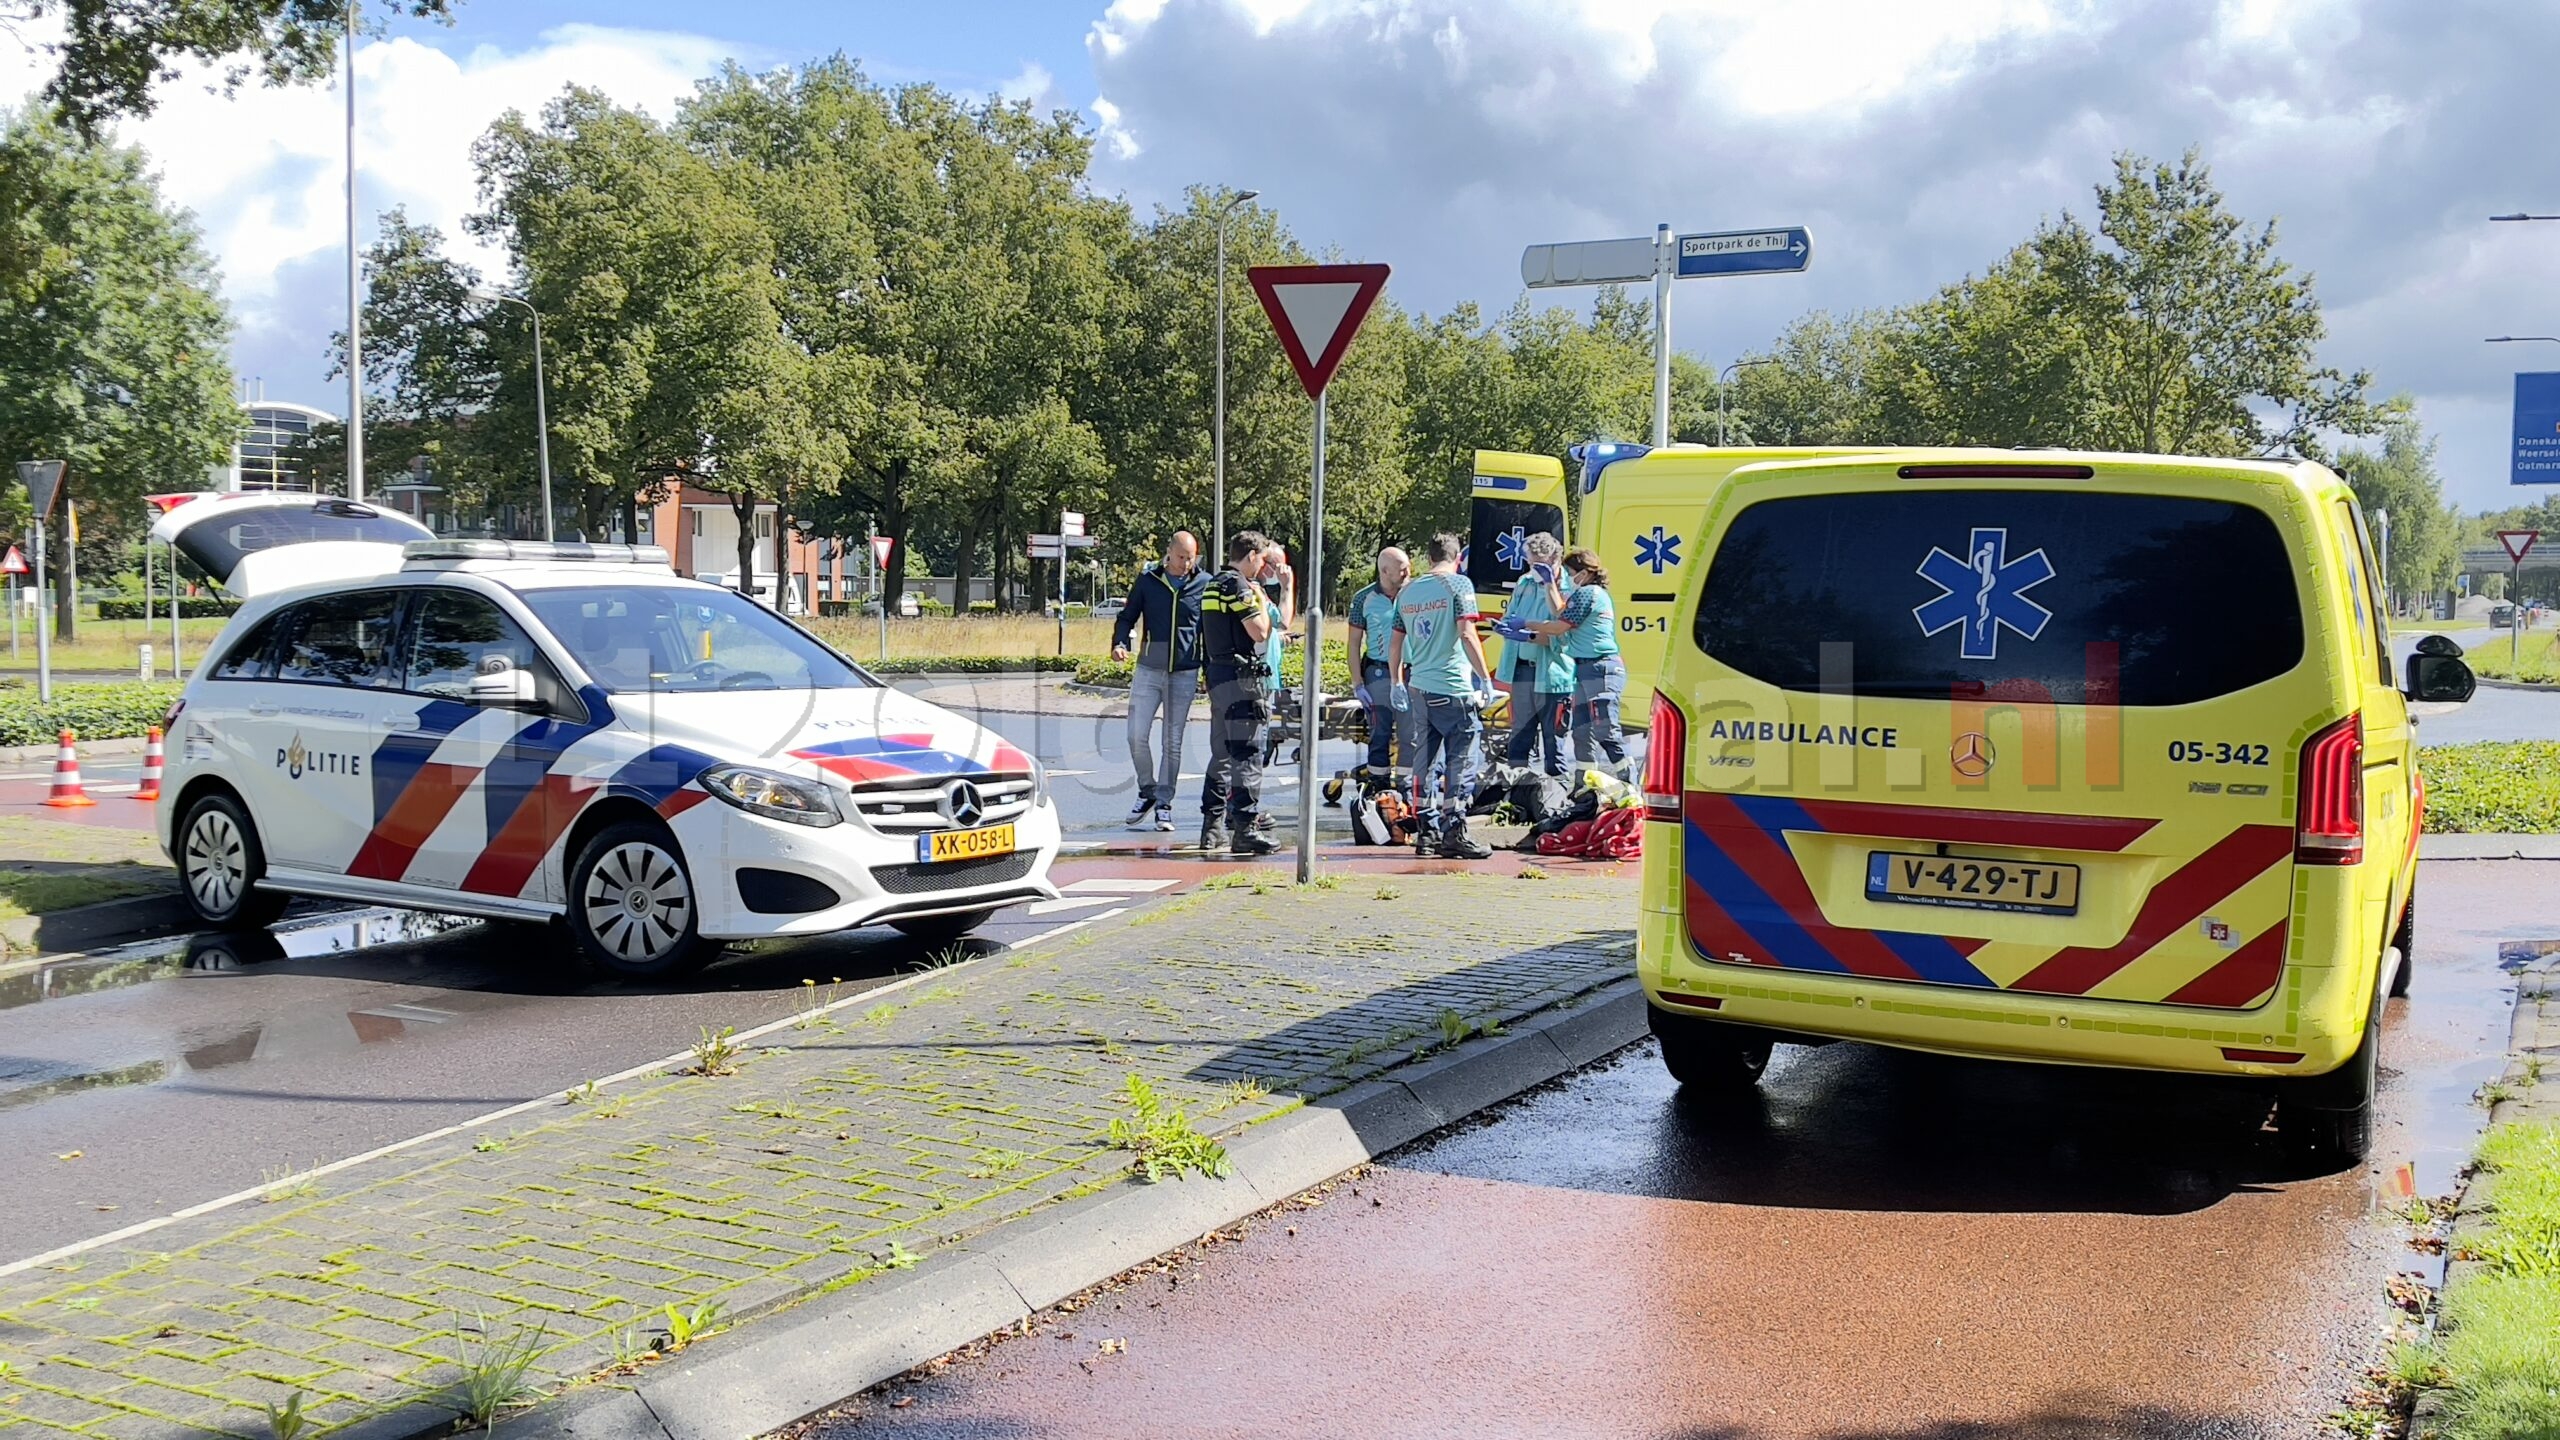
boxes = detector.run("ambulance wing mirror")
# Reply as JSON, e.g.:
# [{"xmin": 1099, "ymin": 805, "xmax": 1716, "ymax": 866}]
[{"xmin": 2404, "ymin": 636, "xmax": 2475, "ymax": 705}]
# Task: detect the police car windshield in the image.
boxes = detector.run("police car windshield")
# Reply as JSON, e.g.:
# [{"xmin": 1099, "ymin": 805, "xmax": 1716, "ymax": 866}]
[{"xmin": 519, "ymin": 585, "xmax": 871, "ymax": 694}]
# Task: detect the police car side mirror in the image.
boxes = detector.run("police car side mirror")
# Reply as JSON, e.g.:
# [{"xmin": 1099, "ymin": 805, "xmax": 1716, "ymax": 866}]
[
  {"xmin": 468, "ymin": 667, "xmax": 540, "ymax": 708},
  {"xmin": 2403, "ymin": 650, "xmax": 2476, "ymax": 705}
]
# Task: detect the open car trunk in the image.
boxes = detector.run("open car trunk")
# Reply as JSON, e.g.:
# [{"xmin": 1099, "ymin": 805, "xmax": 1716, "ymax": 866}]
[{"xmin": 149, "ymin": 493, "xmax": 433, "ymax": 599}]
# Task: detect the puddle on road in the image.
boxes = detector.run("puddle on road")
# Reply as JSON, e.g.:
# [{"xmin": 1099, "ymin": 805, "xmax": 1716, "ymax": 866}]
[
  {"xmin": 2496, "ymin": 938, "xmax": 2560, "ymax": 971},
  {"xmin": 0, "ymin": 909, "xmax": 478, "ymax": 1013}
]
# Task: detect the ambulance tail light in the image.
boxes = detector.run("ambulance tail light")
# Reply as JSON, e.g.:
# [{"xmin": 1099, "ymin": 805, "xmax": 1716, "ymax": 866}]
[
  {"xmin": 2295, "ymin": 712, "xmax": 2362, "ymax": 865},
  {"xmin": 1643, "ymin": 691, "xmax": 1685, "ymax": 822}
]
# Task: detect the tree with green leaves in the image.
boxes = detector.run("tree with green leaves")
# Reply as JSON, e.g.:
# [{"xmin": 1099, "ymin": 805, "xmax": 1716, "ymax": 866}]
[
  {"xmin": 12, "ymin": 0, "xmax": 455, "ymax": 135},
  {"xmin": 2340, "ymin": 410, "xmax": 2459, "ymax": 610},
  {"xmin": 0, "ymin": 109, "xmax": 237, "ymax": 639}
]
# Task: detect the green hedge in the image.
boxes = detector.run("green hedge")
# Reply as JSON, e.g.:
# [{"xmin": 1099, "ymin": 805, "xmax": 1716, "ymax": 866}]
[
  {"xmin": 0, "ymin": 681, "xmax": 186, "ymax": 747},
  {"xmin": 2419, "ymin": 742, "xmax": 2560, "ymax": 834},
  {"xmin": 1073, "ymin": 639, "xmax": 1354, "ymax": 694},
  {"xmin": 96, "ymin": 597, "xmax": 232, "ymax": 620},
  {"xmin": 865, "ymin": 655, "xmax": 1085, "ymax": 675}
]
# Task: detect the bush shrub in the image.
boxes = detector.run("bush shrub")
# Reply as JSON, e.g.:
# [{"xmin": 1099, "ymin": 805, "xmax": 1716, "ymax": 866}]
[
  {"xmin": 0, "ymin": 681, "xmax": 185, "ymax": 747},
  {"xmin": 96, "ymin": 597, "xmax": 232, "ymax": 620},
  {"xmin": 866, "ymin": 655, "xmax": 1084, "ymax": 675},
  {"xmin": 2418, "ymin": 742, "xmax": 2560, "ymax": 833},
  {"xmin": 1072, "ymin": 638, "xmax": 1352, "ymax": 693}
]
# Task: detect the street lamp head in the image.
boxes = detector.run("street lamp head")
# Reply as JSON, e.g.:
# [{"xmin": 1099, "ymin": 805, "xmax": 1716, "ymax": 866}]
[
  {"xmin": 1221, "ymin": 188, "xmax": 1258, "ymax": 215},
  {"xmin": 2487, "ymin": 336, "xmax": 2560, "ymax": 344}
]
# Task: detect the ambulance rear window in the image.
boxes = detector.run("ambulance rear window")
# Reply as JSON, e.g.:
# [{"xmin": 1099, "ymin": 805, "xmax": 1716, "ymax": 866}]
[{"xmin": 1690, "ymin": 489, "xmax": 2303, "ymax": 706}]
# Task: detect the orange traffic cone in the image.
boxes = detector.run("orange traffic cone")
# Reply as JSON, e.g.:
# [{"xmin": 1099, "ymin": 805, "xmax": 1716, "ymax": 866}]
[
  {"xmin": 131, "ymin": 726, "xmax": 164, "ymax": 802},
  {"xmin": 43, "ymin": 729, "xmax": 96, "ymax": 808}
]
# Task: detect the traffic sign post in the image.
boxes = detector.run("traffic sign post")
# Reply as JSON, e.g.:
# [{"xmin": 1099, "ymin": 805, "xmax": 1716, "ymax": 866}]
[
  {"xmin": 1523, "ymin": 224, "xmax": 1813, "ymax": 446},
  {"xmin": 1028, "ymin": 523, "xmax": 1100, "ymax": 654},
  {"xmin": 869, "ymin": 527, "xmax": 892, "ymax": 662},
  {"xmin": 16, "ymin": 462, "xmax": 63, "ymax": 703},
  {"xmin": 1, "ymin": 544, "xmax": 21, "ymax": 662},
  {"xmin": 1247, "ymin": 262, "xmax": 1390, "ymax": 883},
  {"xmin": 2501, "ymin": 530, "xmax": 2540, "ymax": 668}
]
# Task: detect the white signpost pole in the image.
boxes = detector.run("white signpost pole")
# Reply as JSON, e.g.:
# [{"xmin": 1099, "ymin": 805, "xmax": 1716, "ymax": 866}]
[
  {"xmin": 32, "ymin": 520, "xmax": 50, "ymax": 704},
  {"xmin": 1299, "ymin": 391, "xmax": 1327, "ymax": 883},
  {"xmin": 1651, "ymin": 223, "xmax": 1672, "ymax": 448}
]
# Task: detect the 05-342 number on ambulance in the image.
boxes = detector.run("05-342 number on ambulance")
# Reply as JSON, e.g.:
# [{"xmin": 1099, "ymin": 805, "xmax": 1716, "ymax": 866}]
[{"xmin": 2166, "ymin": 740, "xmax": 2269, "ymax": 766}]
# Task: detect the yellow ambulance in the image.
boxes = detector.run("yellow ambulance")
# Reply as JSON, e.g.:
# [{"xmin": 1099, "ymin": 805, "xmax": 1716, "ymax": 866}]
[
  {"xmin": 1467, "ymin": 445, "xmax": 1882, "ymax": 713},
  {"xmin": 1637, "ymin": 450, "xmax": 2476, "ymax": 1166}
]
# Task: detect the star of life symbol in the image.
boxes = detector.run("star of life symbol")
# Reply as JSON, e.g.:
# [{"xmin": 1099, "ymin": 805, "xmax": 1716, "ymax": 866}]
[
  {"xmin": 1493, "ymin": 526, "xmax": 1530, "ymax": 571},
  {"xmin": 1634, "ymin": 525, "xmax": 1681, "ymax": 575},
  {"xmin": 1914, "ymin": 527, "xmax": 2055, "ymax": 661}
]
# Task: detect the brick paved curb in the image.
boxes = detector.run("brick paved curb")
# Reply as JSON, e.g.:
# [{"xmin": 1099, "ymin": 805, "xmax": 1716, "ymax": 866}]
[
  {"xmin": 2408, "ymin": 954, "xmax": 2557, "ymax": 1440},
  {"xmin": 0, "ymin": 872, "xmax": 1637, "ymax": 1439},
  {"xmin": 515, "ymin": 980, "xmax": 1646, "ymax": 1440},
  {"xmin": 0, "ymin": 734, "xmax": 150, "ymax": 764}
]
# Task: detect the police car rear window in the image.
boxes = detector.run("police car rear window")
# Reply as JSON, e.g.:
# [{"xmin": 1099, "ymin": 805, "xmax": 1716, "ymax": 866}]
[{"xmin": 1690, "ymin": 489, "xmax": 2304, "ymax": 706}]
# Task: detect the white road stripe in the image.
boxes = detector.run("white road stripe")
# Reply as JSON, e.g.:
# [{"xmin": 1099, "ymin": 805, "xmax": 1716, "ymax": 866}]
[
  {"xmin": 0, "ymin": 896, "xmax": 1136, "ymax": 1280},
  {"xmin": 1061, "ymin": 878, "xmax": 1178, "ymax": 894},
  {"xmin": 1022, "ymin": 896, "xmax": 1122, "ymax": 916}
]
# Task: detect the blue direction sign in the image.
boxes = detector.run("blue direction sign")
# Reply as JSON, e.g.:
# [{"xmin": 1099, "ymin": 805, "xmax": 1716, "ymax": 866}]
[
  {"xmin": 1675, "ymin": 226, "xmax": 1812, "ymax": 278},
  {"xmin": 2514, "ymin": 372, "xmax": 2560, "ymax": 485}
]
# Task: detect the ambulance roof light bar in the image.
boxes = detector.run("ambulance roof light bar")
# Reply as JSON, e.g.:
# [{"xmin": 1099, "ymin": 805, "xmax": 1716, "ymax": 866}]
[{"xmin": 403, "ymin": 539, "xmax": 671, "ymax": 567}]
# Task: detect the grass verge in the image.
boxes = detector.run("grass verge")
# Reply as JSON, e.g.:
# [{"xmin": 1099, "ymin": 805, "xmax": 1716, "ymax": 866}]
[
  {"xmin": 2430, "ymin": 1120, "xmax": 2560, "ymax": 1440},
  {"xmin": 2467, "ymin": 630, "xmax": 2560, "ymax": 682},
  {"xmin": 2419, "ymin": 743, "xmax": 2560, "ymax": 834}
]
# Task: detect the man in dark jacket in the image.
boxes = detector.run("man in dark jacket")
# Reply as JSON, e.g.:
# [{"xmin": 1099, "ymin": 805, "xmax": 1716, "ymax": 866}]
[{"xmin": 1110, "ymin": 532, "xmax": 1205, "ymax": 830}]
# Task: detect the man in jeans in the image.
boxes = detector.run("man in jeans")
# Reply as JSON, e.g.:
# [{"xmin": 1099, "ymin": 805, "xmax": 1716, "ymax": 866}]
[
  {"xmin": 1109, "ymin": 532, "xmax": 1204, "ymax": 831},
  {"xmin": 1344, "ymin": 546, "xmax": 1417, "ymax": 773},
  {"xmin": 1198, "ymin": 530, "xmax": 1280, "ymax": 857},
  {"xmin": 1387, "ymin": 532, "xmax": 1498, "ymax": 859}
]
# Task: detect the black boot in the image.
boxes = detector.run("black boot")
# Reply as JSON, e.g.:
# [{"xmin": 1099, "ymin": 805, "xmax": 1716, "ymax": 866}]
[
  {"xmin": 1413, "ymin": 812, "xmax": 1441, "ymax": 858},
  {"xmin": 1199, "ymin": 821, "xmax": 1231, "ymax": 853},
  {"xmin": 1439, "ymin": 815, "xmax": 1492, "ymax": 860}
]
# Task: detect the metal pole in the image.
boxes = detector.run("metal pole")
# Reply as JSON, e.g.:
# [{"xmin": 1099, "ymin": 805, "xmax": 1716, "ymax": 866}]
[
  {"xmin": 343, "ymin": 1, "xmax": 365, "ymax": 502},
  {"xmin": 1651, "ymin": 222, "xmax": 1672, "ymax": 448},
  {"xmin": 873, "ymin": 526, "xmax": 887, "ymax": 664},
  {"xmin": 530, "ymin": 305, "xmax": 553, "ymax": 540},
  {"xmin": 169, "ymin": 540, "xmax": 181, "ymax": 678},
  {"xmin": 1296, "ymin": 391, "xmax": 1326, "ymax": 884},
  {"xmin": 32, "ymin": 520, "xmax": 50, "ymax": 704},
  {"xmin": 2516, "ymin": 561, "xmax": 2525, "ymax": 671},
  {"xmin": 1215, "ymin": 214, "xmax": 1230, "ymax": 566},
  {"xmin": 2378, "ymin": 510, "xmax": 2392, "ymax": 617},
  {"xmin": 1057, "ymin": 529, "xmax": 1067, "ymax": 657},
  {"xmin": 8, "ymin": 572, "xmax": 15, "ymax": 660},
  {"xmin": 142, "ymin": 536, "xmax": 152, "ymax": 679}
]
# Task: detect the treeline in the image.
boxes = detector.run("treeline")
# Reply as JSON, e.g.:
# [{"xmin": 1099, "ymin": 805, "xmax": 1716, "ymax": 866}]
[{"xmin": 339, "ymin": 59, "xmax": 2405, "ymax": 608}]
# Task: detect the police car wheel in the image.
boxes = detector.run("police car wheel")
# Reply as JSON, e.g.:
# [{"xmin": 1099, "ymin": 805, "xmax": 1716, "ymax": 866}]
[
  {"xmin": 568, "ymin": 822, "xmax": 717, "ymax": 981},
  {"xmin": 889, "ymin": 907, "xmax": 999, "ymax": 947},
  {"xmin": 1650, "ymin": 1004, "xmax": 1771, "ymax": 1094},
  {"xmin": 178, "ymin": 792, "xmax": 289, "ymax": 930}
]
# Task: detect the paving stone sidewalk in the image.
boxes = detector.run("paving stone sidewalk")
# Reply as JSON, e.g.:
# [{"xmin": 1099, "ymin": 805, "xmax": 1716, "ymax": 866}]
[{"xmin": 0, "ymin": 870, "xmax": 1634, "ymax": 1439}]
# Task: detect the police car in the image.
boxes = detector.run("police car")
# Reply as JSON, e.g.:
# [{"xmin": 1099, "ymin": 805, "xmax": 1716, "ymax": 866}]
[{"xmin": 151, "ymin": 493, "xmax": 1060, "ymax": 979}]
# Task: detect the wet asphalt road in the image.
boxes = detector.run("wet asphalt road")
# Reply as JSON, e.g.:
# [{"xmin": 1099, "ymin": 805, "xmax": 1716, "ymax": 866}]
[{"xmin": 808, "ymin": 861, "xmax": 2536, "ymax": 1440}]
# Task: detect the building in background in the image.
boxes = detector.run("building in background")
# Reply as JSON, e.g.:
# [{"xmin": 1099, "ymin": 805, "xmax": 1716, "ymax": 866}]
[
  {"xmin": 231, "ymin": 400, "xmax": 336, "ymax": 492},
  {"xmin": 639, "ymin": 482, "xmax": 845, "ymax": 616}
]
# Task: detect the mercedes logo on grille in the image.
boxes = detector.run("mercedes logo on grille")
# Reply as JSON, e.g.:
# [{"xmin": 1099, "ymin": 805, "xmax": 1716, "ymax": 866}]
[
  {"xmin": 941, "ymin": 780, "xmax": 986, "ymax": 827},
  {"xmin": 1950, "ymin": 731, "xmax": 1996, "ymax": 780}
]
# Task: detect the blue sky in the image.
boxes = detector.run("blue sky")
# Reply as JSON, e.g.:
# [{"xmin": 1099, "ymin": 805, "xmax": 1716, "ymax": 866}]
[{"xmin": 9, "ymin": 0, "xmax": 2560, "ymax": 510}]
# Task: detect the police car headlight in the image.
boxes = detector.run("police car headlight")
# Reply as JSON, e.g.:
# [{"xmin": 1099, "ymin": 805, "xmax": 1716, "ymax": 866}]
[{"xmin": 698, "ymin": 765, "xmax": 842, "ymax": 827}]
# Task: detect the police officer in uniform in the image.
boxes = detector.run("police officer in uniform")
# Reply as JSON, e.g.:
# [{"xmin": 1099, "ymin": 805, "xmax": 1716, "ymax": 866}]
[{"xmin": 1198, "ymin": 530, "xmax": 1280, "ymax": 857}]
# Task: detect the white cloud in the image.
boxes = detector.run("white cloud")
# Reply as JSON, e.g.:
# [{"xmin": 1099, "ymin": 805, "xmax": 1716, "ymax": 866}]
[
  {"xmin": 1002, "ymin": 60, "xmax": 1056, "ymax": 106},
  {"xmin": 5, "ymin": 19, "xmax": 755, "ymax": 408},
  {"xmin": 1087, "ymin": 0, "xmax": 2560, "ymax": 510}
]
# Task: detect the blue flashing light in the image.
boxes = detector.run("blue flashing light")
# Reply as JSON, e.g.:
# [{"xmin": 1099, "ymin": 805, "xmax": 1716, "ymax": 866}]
[{"xmin": 1568, "ymin": 440, "xmax": 1651, "ymax": 495}]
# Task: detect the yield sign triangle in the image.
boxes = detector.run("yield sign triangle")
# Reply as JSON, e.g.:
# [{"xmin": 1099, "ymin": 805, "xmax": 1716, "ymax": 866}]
[
  {"xmin": 1248, "ymin": 263, "xmax": 1390, "ymax": 399},
  {"xmin": 2500, "ymin": 529, "xmax": 2540, "ymax": 563}
]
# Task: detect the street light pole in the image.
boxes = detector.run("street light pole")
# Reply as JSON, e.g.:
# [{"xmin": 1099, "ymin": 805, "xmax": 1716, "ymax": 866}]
[
  {"xmin": 475, "ymin": 290, "xmax": 554, "ymax": 540},
  {"xmin": 1717, "ymin": 358, "xmax": 1777, "ymax": 446},
  {"xmin": 343, "ymin": 0, "xmax": 365, "ymax": 502},
  {"xmin": 1213, "ymin": 187, "xmax": 1259, "ymax": 565}
]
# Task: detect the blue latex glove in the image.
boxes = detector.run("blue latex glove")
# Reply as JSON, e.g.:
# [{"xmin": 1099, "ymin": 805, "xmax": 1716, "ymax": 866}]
[
  {"xmin": 1354, "ymin": 682, "xmax": 1373, "ymax": 708},
  {"xmin": 1389, "ymin": 682, "xmax": 1410, "ymax": 713},
  {"xmin": 1490, "ymin": 618, "xmax": 1533, "ymax": 643},
  {"xmin": 1529, "ymin": 563, "xmax": 1558, "ymax": 586}
]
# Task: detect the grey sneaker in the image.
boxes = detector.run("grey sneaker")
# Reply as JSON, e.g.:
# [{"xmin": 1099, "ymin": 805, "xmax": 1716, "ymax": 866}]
[
  {"xmin": 1154, "ymin": 807, "xmax": 1176, "ymax": 832},
  {"xmin": 1126, "ymin": 797, "xmax": 1154, "ymax": 828}
]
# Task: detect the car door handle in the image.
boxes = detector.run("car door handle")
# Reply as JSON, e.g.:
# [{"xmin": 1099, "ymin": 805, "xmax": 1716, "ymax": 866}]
[
  {"xmin": 376, "ymin": 715, "xmax": 420, "ymax": 733},
  {"xmin": 247, "ymin": 703, "xmax": 281, "ymax": 717}
]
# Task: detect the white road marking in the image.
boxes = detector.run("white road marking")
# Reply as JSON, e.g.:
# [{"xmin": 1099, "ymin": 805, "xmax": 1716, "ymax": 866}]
[
  {"xmin": 1061, "ymin": 878, "xmax": 1178, "ymax": 894},
  {"xmin": 1023, "ymin": 896, "xmax": 1122, "ymax": 916},
  {"xmin": 0, "ymin": 895, "xmax": 1138, "ymax": 1279}
]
